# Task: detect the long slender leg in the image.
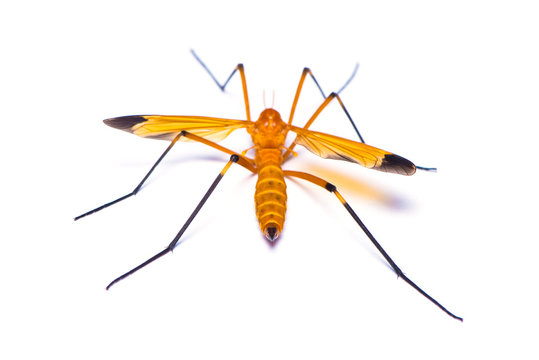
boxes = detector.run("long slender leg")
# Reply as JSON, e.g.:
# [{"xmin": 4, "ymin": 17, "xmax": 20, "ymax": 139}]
[
  {"xmin": 74, "ymin": 133, "xmax": 183, "ymax": 221},
  {"xmin": 106, "ymin": 155, "xmax": 241, "ymax": 290},
  {"xmin": 288, "ymin": 66, "xmax": 363, "ymax": 141},
  {"xmin": 283, "ymin": 92, "xmax": 364, "ymax": 161},
  {"xmin": 285, "ymin": 68, "xmax": 437, "ymax": 172},
  {"xmin": 181, "ymin": 131, "xmax": 256, "ymax": 172},
  {"xmin": 283, "ymin": 170, "xmax": 462, "ymax": 321},
  {"xmin": 75, "ymin": 131, "xmax": 255, "ymax": 220},
  {"xmin": 285, "ymin": 93, "xmax": 437, "ymax": 171},
  {"xmin": 191, "ymin": 49, "xmax": 252, "ymax": 122}
]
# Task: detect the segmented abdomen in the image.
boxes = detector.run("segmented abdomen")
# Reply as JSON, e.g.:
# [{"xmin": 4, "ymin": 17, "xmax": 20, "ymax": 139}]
[{"xmin": 254, "ymin": 149, "xmax": 287, "ymax": 241}]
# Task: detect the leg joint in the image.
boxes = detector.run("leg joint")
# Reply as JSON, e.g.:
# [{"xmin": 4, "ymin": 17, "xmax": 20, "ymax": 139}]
[{"xmin": 325, "ymin": 182, "xmax": 337, "ymax": 192}]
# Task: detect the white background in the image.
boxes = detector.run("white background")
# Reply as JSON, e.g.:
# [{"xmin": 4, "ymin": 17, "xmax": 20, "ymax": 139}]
[{"xmin": 1, "ymin": 0, "xmax": 538, "ymax": 359}]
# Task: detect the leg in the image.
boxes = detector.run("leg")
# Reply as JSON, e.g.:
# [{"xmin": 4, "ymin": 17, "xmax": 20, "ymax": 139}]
[
  {"xmin": 283, "ymin": 170, "xmax": 462, "ymax": 321},
  {"xmin": 285, "ymin": 91, "xmax": 437, "ymax": 171},
  {"xmin": 106, "ymin": 155, "xmax": 241, "ymax": 290},
  {"xmin": 285, "ymin": 68, "xmax": 436, "ymax": 172},
  {"xmin": 287, "ymin": 66, "xmax": 363, "ymax": 142},
  {"xmin": 283, "ymin": 92, "xmax": 365, "ymax": 161},
  {"xmin": 74, "ymin": 133, "xmax": 183, "ymax": 220},
  {"xmin": 75, "ymin": 131, "xmax": 255, "ymax": 220},
  {"xmin": 191, "ymin": 49, "xmax": 252, "ymax": 122}
]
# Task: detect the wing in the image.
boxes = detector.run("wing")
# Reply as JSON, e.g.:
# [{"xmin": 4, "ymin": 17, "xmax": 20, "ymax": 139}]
[
  {"xmin": 290, "ymin": 126, "xmax": 416, "ymax": 175},
  {"xmin": 103, "ymin": 115, "xmax": 248, "ymax": 142}
]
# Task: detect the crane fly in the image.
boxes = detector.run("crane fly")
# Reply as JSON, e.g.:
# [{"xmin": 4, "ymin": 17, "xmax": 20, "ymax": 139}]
[{"xmin": 75, "ymin": 50, "xmax": 462, "ymax": 321}]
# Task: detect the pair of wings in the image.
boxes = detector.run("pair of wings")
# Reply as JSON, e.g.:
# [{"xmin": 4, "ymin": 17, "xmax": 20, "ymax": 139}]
[{"xmin": 103, "ymin": 115, "xmax": 416, "ymax": 176}]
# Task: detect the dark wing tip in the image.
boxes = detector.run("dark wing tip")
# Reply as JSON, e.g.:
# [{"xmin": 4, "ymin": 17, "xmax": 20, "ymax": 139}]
[
  {"xmin": 103, "ymin": 115, "xmax": 148, "ymax": 131},
  {"xmin": 378, "ymin": 153, "xmax": 416, "ymax": 175}
]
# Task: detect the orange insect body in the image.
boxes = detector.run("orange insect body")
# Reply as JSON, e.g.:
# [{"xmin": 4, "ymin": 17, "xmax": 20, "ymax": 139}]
[
  {"xmin": 75, "ymin": 53, "xmax": 462, "ymax": 321},
  {"xmin": 103, "ymin": 108, "xmax": 418, "ymax": 243},
  {"xmin": 247, "ymin": 108, "xmax": 289, "ymax": 241}
]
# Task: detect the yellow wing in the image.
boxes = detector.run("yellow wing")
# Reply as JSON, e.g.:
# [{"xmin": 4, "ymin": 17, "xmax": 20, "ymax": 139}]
[
  {"xmin": 103, "ymin": 115, "xmax": 248, "ymax": 142},
  {"xmin": 290, "ymin": 126, "xmax": 416, "ymax": 175}
]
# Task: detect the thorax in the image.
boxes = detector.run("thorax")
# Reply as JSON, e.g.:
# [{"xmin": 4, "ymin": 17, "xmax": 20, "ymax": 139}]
[{"xmin": 247, "ymin": 108, "xmax": 288, "ymax": 164}]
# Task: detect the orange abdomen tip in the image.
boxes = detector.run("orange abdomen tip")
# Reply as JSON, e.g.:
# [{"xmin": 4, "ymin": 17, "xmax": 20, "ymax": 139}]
[{"xmin": 254, "ymin": 150, "xmax": 287, "ymax": 243}]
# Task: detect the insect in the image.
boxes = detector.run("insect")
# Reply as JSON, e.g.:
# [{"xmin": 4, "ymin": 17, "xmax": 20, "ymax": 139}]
[{"xmin": 75, "ymin": 50, "xmax": 461, "ymax": 321}]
